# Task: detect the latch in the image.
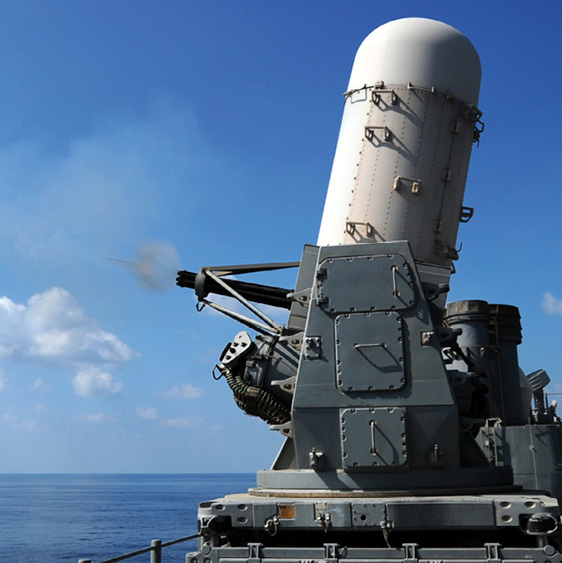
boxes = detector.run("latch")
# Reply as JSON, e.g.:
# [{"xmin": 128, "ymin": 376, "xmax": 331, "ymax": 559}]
[
  {"xmin": 315, "ymin": 510, "xmax": 332, "ymax": 533},
  {"xmin": 380, "ymin": 504, "xmax": 393, "ymax": 547},
  {"xmin": 264, "ymin": 516, "xmax": 279, "ymax": 536}
]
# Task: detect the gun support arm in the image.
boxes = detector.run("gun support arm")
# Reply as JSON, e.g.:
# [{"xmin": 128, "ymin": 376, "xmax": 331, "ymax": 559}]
[{"xmin": 176, "ymin": 265, "xmax": 296, "ymax": 310}]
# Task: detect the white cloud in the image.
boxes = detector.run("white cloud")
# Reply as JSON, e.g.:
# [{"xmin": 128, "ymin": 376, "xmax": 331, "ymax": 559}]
[
  {"xmin": 73, "ymin": 367, "xmax": 123, "ymax": 397},
  {"xmin": 162, "ymin": 417, "xmax": 203, "ymax": 428},
  {"xmin": 2, "ymin": 413, "xmax": 39, "ymax": 432},
  {"xmin": 136, "ymin": 406, "xmax": 159, "ymax": 419},
  {"xmin": 73, "ymin": 412, "xmax": 109, "ymax": 423},
  {"xmin": 0, "ymin": 371, "xmax": 7, "ymax": 391},
  {"xmin": 0, "ymin": 287, "xmax": 134, "ymax": 367},
  {"xmin": 163, "ymin": 383, "xmax": 205, "ymax": 399},
  {"xmin": 543, "ymin": 292, "xmax": 562, "ymax": 316}
]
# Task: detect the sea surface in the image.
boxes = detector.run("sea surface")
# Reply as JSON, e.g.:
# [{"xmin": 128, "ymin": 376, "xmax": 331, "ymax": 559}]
[{"xmin": 0, "ymin": 473, "xmax": 255, "ymax": 563}]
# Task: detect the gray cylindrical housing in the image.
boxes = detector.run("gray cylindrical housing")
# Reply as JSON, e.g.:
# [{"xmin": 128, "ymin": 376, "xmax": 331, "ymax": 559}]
[
  {"xmin": 444, "ymin": 300, "xmax": 491, "ymax": 374},
  {"xmin": 317, "ymin": 18, "xmax": 482, "ymax": 268},
  {"xmin": 444, "ymin": 300, "xmax": 495, "ymax": 409},
  {"xmin": 488, "ymin": 304, "xmax": 529, "ymax": 425},
  {"xmin": 445, "ymin": 301, "xmax": 529, "ymax": 425}
]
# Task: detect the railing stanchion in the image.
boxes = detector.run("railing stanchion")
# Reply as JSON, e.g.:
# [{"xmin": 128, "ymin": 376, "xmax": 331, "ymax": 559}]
[
  {"xmin": 151, "ymin": 539, "xmax": 162, "ymax": 563},
  {"xmin": 78, "ymin": 532, "xmax": 197, "ymax": 563}
]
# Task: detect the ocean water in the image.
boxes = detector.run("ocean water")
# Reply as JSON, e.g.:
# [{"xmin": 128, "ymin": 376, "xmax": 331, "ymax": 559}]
[{"xmin": 0, "ymin": 473, "xmax": 255, "ymax": 563}]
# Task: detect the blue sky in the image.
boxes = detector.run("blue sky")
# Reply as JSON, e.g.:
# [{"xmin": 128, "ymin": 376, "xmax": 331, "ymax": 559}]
[{"xmin": 0, "ymin": 1, "xmax": 560, "ymax": 473}]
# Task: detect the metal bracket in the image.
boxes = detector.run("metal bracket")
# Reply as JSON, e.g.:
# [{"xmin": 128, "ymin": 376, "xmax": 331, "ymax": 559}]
[
  {"xmin": 324, "ymin": 543, "xmax": 339, "ymax": 563},
  {"xmin": 460, "ymin": 206, "xmax": 474, "ymax": 223},
  {"xmin": 403, "ymin": 543, "xmax": 419, "ymax": 563},
  {"xmin": 420, "ymin": 331, "xmax": 434, "ymax": 346},
  {"xmin": 248, "ymin": 543, "xmax": 263, "ymax": 563},
  {"xmin": 309, "ymin": 447, "xmax": 325, "ymax": 470},
  {"xmin": 407, "ymin": 82, "xmax": 435, "ymax": 94},
  {"xmin": 393, "ymin": 176, "xmax": 421, "ymax": 194},
  {"xmin": 304, "ymin": 336, "xmax": 322, "ymax": 359},
  {"xmin": 271, "ymin": 375, "xmax": 297, "ymax": 394},
  {"xmin": 365, "ymin": 125, "xmax": 391, "ymax": 142},
  {"xmin": 484, "ymin": 543, "xmax": 501, "ymax": 563},
  {"xmin": 346, "ymin": 221, "xmax": 374, "ymax": 237},
  {"xmin": 220, "ymin": 331, "xmax": 254, "ymax": 367},
  {"xmin": 270, "ymin": 421, "xmax": 293, "ymax": 438},
  {"xmin": 286, "ymin": 288, "xmax": 311, "ymax": 306},
  {"xmin": 371, "ymin": 88, "xmax": 398, "ymax": 106},
  {"xmin": 279, "ymin": 332, "xmax": 303, "ymax": 351},
  {"xmin": 422, "ymin": 282, "xmax": 450, "ymax": 302},
  {"xmin": 460, "ymin": 104, "xmax": 485, "ymax": 145}
]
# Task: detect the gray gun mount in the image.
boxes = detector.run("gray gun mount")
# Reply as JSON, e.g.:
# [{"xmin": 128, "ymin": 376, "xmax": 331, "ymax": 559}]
[
  {"xmin": 258, "ymin": 241, "xmax": 512, "ymax": 491},
  {"xmin": 179, "ymin": 239, "xmax": 562, "ymax": 558},
  {"xmin": 177, "ymin": 16, "xmax": 562, "ymax": 563}
]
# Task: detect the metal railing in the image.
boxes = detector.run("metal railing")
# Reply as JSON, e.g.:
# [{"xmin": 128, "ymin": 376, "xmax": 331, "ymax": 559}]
[{"xmin": 78, "ymin": 533, "xmax": 199, "ymax": 563}]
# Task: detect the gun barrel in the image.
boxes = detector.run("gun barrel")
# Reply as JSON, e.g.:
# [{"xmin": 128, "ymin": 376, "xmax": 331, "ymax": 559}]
[{"xmin": 176, "ymin": 270, "xmax": 293, "ymax": 310}]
